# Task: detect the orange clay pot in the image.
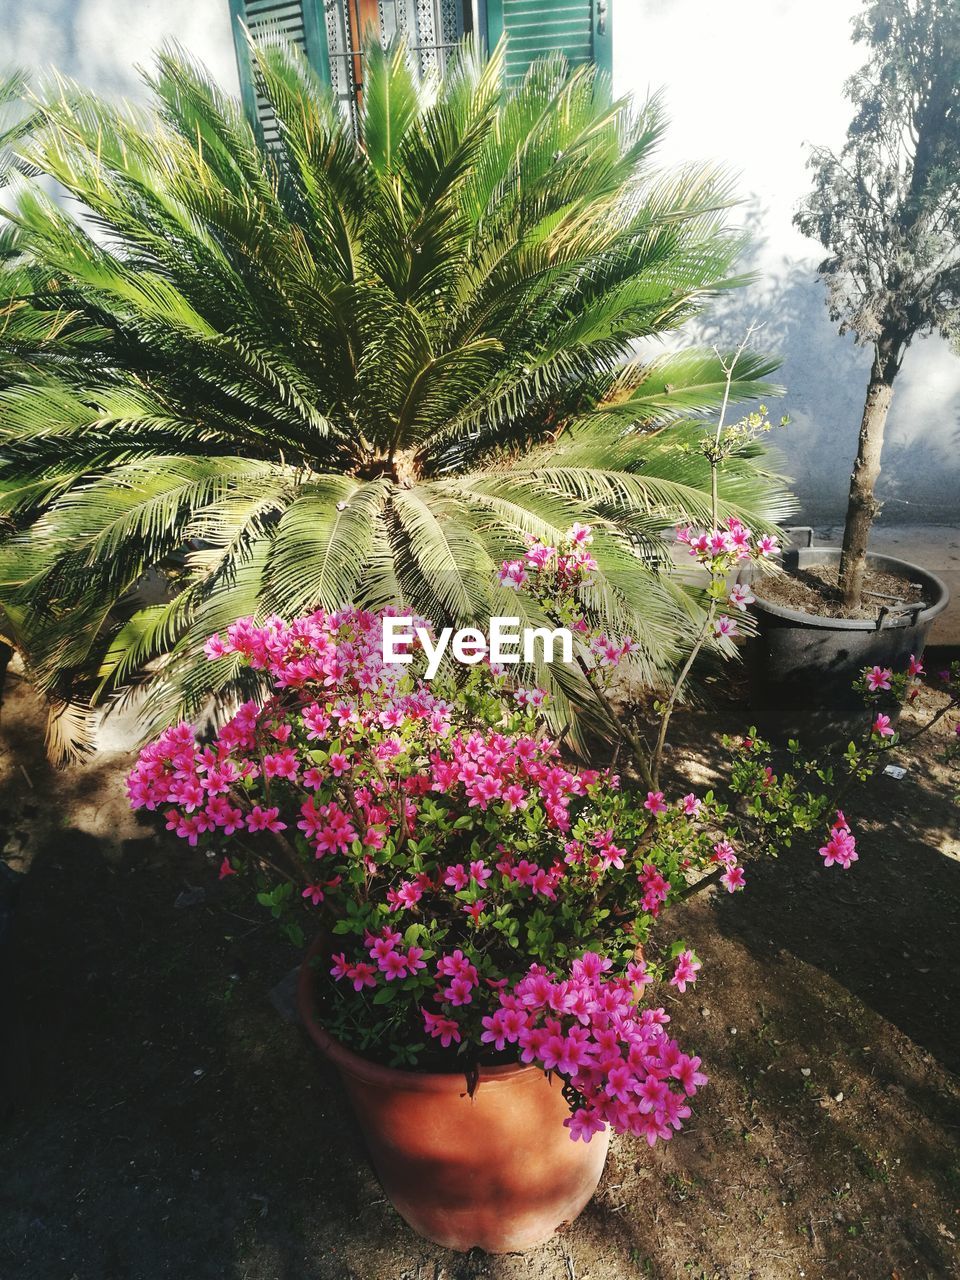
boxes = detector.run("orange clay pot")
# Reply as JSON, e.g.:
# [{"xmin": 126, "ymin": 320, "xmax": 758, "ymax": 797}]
[{"xmin": 297, "ymin": 941, "xmax": 609, "ymax": 1253}]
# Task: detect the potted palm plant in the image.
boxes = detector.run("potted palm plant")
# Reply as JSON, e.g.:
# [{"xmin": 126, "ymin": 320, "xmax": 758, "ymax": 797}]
[
  {"xmin": 0, "ymin": 36, "xmax": 793, "ymax": 762},
  {"xmin": 743, "ymin": 0, "xmax": 955, "ymax": 729}
]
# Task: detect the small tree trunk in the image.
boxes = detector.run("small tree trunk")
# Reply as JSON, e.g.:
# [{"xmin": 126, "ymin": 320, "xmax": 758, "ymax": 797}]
[{"xmin": 837, "ymin": 334, "xmax": 903, "ymax": 610}]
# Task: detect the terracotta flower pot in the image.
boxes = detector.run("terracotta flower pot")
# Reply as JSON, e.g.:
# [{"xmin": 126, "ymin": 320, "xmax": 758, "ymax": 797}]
[{"xmin": 297, "ymin": 941, "xmax": 609, "ymax": 1252}]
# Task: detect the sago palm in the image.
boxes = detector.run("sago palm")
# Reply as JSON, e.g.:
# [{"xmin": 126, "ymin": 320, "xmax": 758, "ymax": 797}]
[{"xmin": 0, "ymin": 38, "xmax": 792, "ymax": 758}]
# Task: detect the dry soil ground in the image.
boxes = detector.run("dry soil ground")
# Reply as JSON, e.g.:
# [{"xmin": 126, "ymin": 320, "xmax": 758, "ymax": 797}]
[{"xmin": 0, "ymin": 663, "xmax": 958, "ymax": 1280}]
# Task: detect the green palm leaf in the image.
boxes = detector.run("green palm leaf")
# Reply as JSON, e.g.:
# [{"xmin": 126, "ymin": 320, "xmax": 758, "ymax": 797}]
[{"xmin": 0, "ymin": 35, "xmax": 794, "ymax": 755}]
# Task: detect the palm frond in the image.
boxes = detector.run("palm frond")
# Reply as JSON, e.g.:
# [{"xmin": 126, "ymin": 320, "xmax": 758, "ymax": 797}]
[{"xmin": 0, "ymin": 36, "xmax": 795, "ymax": 754}]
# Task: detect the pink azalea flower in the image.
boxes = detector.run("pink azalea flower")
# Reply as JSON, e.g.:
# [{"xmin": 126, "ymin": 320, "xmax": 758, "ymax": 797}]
[
  {"xmin": 498, "ymin": 559, "xmax": 528, "ymax": 589},
  {"xmin": 387, "ymin": 880, "xmax": 423, "ymax": 911},
  {"xmin": 712, "ymin": 839, "xmax": 737, "ymax": 866},
  {"xmin": 469, "ymin": 860, "xmax": 493, "ymax": 888},
  {"xmin": 564, "ymin": 1107, "xmax": 605, "ymax": 1143},
  {"xmin": 423, "ymin": 1009, "xmax": 461, "ymax": 1047},
  {"xmin": 636, "ymin": 1074, "xmax": 668, "ymax": 1114},
  {"xmin": 872, "ymin": 713, "xmax": 895, "ymax": 738},
  {"xmin": 328, "ymin": 752, "xmax": 350, "ymax": 777},
  {"xmin": 444, "ymin": 976, "xmax": 475, "ymax": 1006},
  {"xmin": 444, "ymin": 864, "xmax": 469, "ymax": 891},
  {"xmin": 669, "ymin": 950, "xmax": 701, "ymax": 994},
  {"xmin": 218, "ymin": 857, "xmax": 236, "ymax": 880},
  {"xmin": 502, "ymin": 784, "xmax": 527, "ymax": 812},
  {"xmin": 756, "ymin": 534, "xmax": 780, "ymax": 556},
  {"xmin": 680, "ymin": 793, "xmax": 702, "ymax": 817},
  {"xmin": 246, "ymin": 805, "xmax": 287, "ymax": 834},
  {"xmin": 671, "ymin": 1053, "xmax": 709, "ymax": 1096},
  {"xmin": 381, "ymin": 950, "xmax": 410, "ymax": 981},
  {"xmin": 713, "ymin": 614, "xmax": 739, "ymax": 639},
  {"xmin": 261, "ymin": 748, "xmax": 300, "ymax": 781},
  {"xmin": 728, "ymin": 584, "xmax": 755, "ymax": 611},
  {"xmin": 865, "ymin": 665, "xmax": 893, "ymax": 692},
  {"xmin": 726, "ymin": 518, "xmax": 752, "ymax": 556},
  {"xmin": 644, "ymin": 791, "xmax": 668, "ymax": 816},
  {"xmin": 908, "ymin": 654, "xmax": 924, "ymax": 677},
  {"xmin": 369, "ymin": 934, "xmax": 398, "ymax": 964},
  {"xmin": 302, "ymin": 883, "xmax": 325, "ymax": 906},
  {"xmin": 626, "ymin": 959, "xmax": 651, "ymax": 988},
  {"xmin": 525, "ymin": 543, "xmax": 555, "ymax": 570},
  {"xmin": 721, "ymin": 865, "xmax": 746, "ymax": 892},
  {"xmin": 204, "ymin": 633, "xmax": 228, "ymax": 660},
  {"xmin": 346, "ymin": 962, "xmax": 377, "ymax": 991}
]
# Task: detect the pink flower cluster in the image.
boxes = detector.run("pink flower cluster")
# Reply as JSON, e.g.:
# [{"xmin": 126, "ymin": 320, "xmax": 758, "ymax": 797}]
[
  {"xmin": 710, "ymin": 839, "xmax": 747, "ymax": 892},
  {"xmin": 669, "ymin": 950, "xmax": 701, "ymax": 993},
  {"xmin": 202, "ymin": 606, "xmax": 426, "ymax": 690},
  {"xmin": 129, "ymin": 606, "xmax": 603, "ymax": 865},
  {"xmin": 677, "ymin": 518, "xmax": 779, "ymax": 563},
  {"xmin": 676, "ymin": 518, "xmax": 778, "ymax": 640},
  {"xmin": 429, "ymin": 730, "xmax": 598, "ymax": 833},
  {"xmin": 638, "ymin": 863, "xmax": 671, "ymax": 916},
  {"xmin": 589, "ymin": 633, "xmax": 638, "ymax": 668},
  {"xmin": 470, "ymin": 953, "xmax": 706, "ymax": 1145},
  {"xmin": 819, "ymin": 810, "xmax": 858, "ymax": 869},
  {"xmin": 335, "ymin": 926, "xmax": 428, "ymax": 983},
  {"xmin": 499, "ymin": 525, "xmax": 641, "ymax": 674},
  {"xmin": 498, "ymin": 527, "xmax": 599, "ymax": 593}
]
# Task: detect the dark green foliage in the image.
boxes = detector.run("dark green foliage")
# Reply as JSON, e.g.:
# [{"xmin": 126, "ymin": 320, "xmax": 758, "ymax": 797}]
[{"xmin": 794, "ymin": 0, "xmax": 960, "ymax": 347}]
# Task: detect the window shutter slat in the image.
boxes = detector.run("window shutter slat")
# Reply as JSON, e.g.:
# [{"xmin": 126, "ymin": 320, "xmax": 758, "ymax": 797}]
[
  {"xmin": 485, "ymin": 0, "xmax": 611, "ymax": 83},
  {"xmin": 229, "ymin": 0, "xmax": 331, "ymax": 137}
]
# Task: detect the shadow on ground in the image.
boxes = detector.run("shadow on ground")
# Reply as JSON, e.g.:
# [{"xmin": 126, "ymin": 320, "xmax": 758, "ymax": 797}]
[{"xmin": 1, "ymin": 668, "xmax": 959, "ymax": 1279}]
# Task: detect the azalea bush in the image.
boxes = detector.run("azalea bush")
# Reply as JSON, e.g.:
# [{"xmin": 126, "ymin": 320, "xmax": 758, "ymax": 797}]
[
  {"xmin": 126, "ymin": 550, "xmax": 958, "ymax": 1147},
  {"xmin": 128, "ymin": 601, "xmax": 732, "ymax": 1145},
  {"xmin": 126, "ymin": 342, "xmax": 960, "ymax": 1149}
]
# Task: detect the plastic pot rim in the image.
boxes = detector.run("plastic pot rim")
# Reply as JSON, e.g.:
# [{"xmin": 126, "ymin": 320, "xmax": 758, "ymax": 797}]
[{"xmin": 741, "ymin": 549, "xmax": 950, "ymax": 633}]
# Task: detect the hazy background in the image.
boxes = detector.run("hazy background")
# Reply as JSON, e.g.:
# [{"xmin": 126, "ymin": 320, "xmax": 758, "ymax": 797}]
[{"xmin": 1, "ymin": 0, "xmax": 958, "ymax": 525}]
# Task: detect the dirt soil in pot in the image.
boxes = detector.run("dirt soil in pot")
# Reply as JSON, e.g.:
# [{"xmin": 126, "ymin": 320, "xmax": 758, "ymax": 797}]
[
  {"xmin": 1, "ymin": 661, "xmax": 959, "ymax": 1280},
  {"xmin": 755, "ymin": 562, "xmax": 930, "ymax": 622}
]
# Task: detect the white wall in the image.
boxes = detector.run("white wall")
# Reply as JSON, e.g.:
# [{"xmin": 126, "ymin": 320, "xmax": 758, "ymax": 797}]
[
  {"xmin": 614, "ymin": 0, "xmax": 960, "ymax": 525},
  {"xmin": 0, "ymin": 0, "xmax": 238, "ymax": 98},
  {"xmin": 1, "ymin": 0, "xmax": 957, "ymax": 524}
]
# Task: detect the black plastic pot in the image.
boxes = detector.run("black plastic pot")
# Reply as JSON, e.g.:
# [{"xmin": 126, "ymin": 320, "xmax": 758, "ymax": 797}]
[{"xmin": 739, "ymin": 546, "xmax": 950, "ymax": 738}]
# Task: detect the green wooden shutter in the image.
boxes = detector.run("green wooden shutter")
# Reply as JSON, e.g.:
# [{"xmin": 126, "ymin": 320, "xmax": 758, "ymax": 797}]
[
  {"xmin": 228, "ymin": 0, "xmax": 331, "ymax": 139},
  {"xmin": 484, "ymin": 0, "xmax": 612, "ymax": 84}
]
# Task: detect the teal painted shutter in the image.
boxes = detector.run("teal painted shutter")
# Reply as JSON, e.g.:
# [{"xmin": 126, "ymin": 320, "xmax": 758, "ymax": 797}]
[
  {"xmin": 484, "ymin": 0, "xmax": 612, "ymax": 83},
  {"xmin": 228, "ymin": 0, "xmax": 331, "ymax": 139},
  {"xmin": 229, "ymin": 2, "xmax": 471, "ymax": 136}
]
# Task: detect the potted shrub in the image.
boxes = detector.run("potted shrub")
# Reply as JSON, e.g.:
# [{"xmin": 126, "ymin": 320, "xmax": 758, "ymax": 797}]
[
  {"xmin": 126, "ymin": 541, "xmax": 960, "ymax": 1252},
  {"xmin": 744, "ymin": 0, "xmax": 958, "ymax": 729},
  {"xmin": 125, "ymin": 555, "xmax": 960, "ymax": 1252},
  {"xmin": 127, "ymin": 595, "xmax": 727, "ymax": 1251}
]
